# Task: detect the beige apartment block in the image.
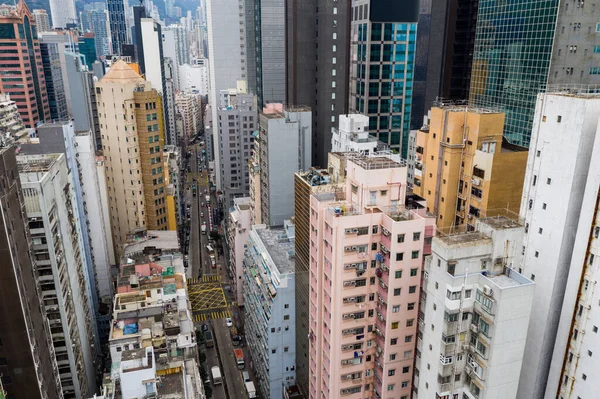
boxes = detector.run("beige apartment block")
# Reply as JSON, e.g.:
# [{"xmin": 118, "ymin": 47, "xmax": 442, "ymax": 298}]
[
  {"xmin": 413, "ymin": 105, "xmax": 528, "ymax": 231},
  {"xmin": 95, "ymin": 60, "xmax": 172, "ymax": 257}
]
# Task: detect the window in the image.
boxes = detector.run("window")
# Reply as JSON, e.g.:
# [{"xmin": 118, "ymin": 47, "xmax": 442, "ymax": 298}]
[
  {"xmin": 406, "ymin": 319, "xmax": 414, "ymax": 327},
  {"xmin": 394, "ymin": 288, "xmax": 401, "ymax": 296},
  {"xmin": 391, "ymin": 338, "xmax": 398, "ymax": 345},
  {"xmin": 409, "ymin": 286, "xmax": 416, "ymax": 294},
  {"xmin": 410, "ymin": 268, "xmax": 418, "ymax": 277},
  {"xmin": 272, "ymin": 349, "xmax": 277, "ymax": 354},
  {"xmin": 387, "ymin": 384, "xmax": 395, "ymax": 391},
  {"xmin": 388, "ymin": 369, "xmax": 396, "ymax": 376},
  {"xmin": 547, "ymin": 178, "xmax": 552, "ymax": 185},
  {"xmin": 411, "ymin": 250, "xmax": 419, "ymax": 259},
  {"xmin": 407, "ymin": 303, "xmax": 415, "ymax": 310},
  {"xmin": 413, "ymin": 232, "xmax": 421, "ymax": 241},
  {"xmin": 402, "ymin": 366, "xmax": 410, "ymax": 373},
  {"xmin": 396, "ymin": 252, "xmax": 404, "ymax": 261},
  {"xmin": 392, "ymin": 322, "xmax": 399, "ymax": 329},
  {"xmin": 395, "ymin": 270, "xmax": 402, "ymax": 279},
  {"xmin": 397, "ymin": 234, "xmax": 405, "ymax": 243},
  {"xmin": 392, "ymin": 305, "xmax": 400, "ymax": 313},
  {"xmin": 284, "ymin": 315, "xmax": 290, "ymax": 320},
  {"xmin": 389, "ymin": 353, "xmax": 396, "ymax": 361}
]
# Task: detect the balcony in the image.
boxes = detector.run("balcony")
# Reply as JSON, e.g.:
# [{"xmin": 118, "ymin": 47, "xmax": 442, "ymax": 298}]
[{"xmin": 380, "ymin": 231, "xmax": 391, "ymax": 248}]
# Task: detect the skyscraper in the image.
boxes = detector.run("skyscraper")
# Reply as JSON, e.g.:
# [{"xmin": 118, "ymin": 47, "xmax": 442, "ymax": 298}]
[
  {"xmin": 468, "ymin": 0, "xmax": 559, "ymax": 147},
  {"xmin": 95, "ymin": 60, "xmax": 175, "ymax": 257},
  {"xmin": 286, "ymin": 0, "xmax": 351, "ymax": 167},
  {"xmin": 516, "ymin": 92, "xmax": 600, "ymax": 399},
  {"xmin": 0, "ymin": 145, "xmax": 62, "ymax": 399},
  {"xmin": 0, "ymin": 0, "xmax": 50, "ymax": 127},
  {"xmin": 32, "ymin": 8, "xmax": 50, "ymax": 32},
  {"xmin": 308, "ymin": 151, "xmax": 435, "ymax": 398},
  {"xmin": 107, "ymin": 0, "xmax": 128, "ymax": 55},
  {"xmin": 49, "ymin": 0, "xmax": 76, "ymax": 28},
  {"xmin": 40, "ymin": 38, "xmax": 69, "ymax": 121},
  {"xmin": 81, "ymin": 4, "xmax": 112, "ymax": 57},
  {"xmin": 348, "ymin": 0, "xmax": 419, "ymax": 157},
  {"xmin": 245, "ymin": 0, "xmax": 286, "ymax": 107},
  {"xmin": 217, "ymin": 87, "xmax": 257, "ymax": 208},
  {"xmin": 206, "ymin": 0, "xmax": 248, "ymax": 188},
  {"xmin": 18, "ymin": 152, "xmax": 98, "ymax": 398}
]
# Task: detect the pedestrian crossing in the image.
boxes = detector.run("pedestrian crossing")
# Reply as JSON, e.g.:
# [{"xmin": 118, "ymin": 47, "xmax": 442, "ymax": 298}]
[
  {"xmin": 194, "ymin": 310, "xmax": 231, "ymax": 322},
  {"xmin": 188, "ymin": 275, "xmax": 222, "ymax": 285}
]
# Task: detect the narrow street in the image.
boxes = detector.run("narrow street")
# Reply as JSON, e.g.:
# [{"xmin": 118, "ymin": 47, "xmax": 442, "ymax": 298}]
[{"xmin": 183, "ymin": 137, "xmax": 252, "ymax": 399}]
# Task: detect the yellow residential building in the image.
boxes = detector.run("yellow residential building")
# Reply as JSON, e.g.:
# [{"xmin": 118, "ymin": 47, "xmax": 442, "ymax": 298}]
[
  {"xmin": 413, "ymin": 105, "xmax": 528, "ymax": 231},
  {"xmin": 95, "ymin": 60, "xmax": 174, "ymax": 257}
]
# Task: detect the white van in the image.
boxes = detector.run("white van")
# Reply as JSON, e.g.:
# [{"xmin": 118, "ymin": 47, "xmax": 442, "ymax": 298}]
[
  {"xmin": 206, "ymin": 244, "xmax": 214, "ymax": 253},
  {"xmin": 242, "ymin": 371, "xmax": 250, "ymax": 383}
]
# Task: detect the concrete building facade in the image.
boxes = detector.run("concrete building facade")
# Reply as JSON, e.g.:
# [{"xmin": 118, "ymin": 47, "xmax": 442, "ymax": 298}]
[
  {"xmin": 49, "ymin": 0, "xmax": 76, "ymax": 28},
  {"xmin": 516, "ymin": 92, "xmax": 600, "ymax": 399},
  {"xmin": 95, "ymin": 60, "xmax": 174, "ymax": 257},
  {"xmin": 32, "ymin": 8, "xmax": 51, "ymax": 32},
  {"xmin": 179, "ymin": 61, "xmax": 209, "ymax": 95},
  {"xmin": 217, "ymin": 87, "xmax": 257, "ymax": 208},
  {"xmin": 206, "ymin": 0, "xmax": 247, "ymax": 188},
  {"xmin": 256, "ymin": 104, "xmax": 312, "ymax": 226},
  {"xmin": 331, "ymin": 114, "xmax": 379, "ymax": 154},
  {"xmin": 226, "ymin": 197, "xmax": 251, "ymax": 305},
  {"xmin": 0, "ymin": 146, "xmax": 62, "ymax": 399},
  {"xmin": 416, "ymin": 216, "xmax": 534, "ymax": 399},
  {"xmin": 18, "ymin": 153, "xmax": 98, "ymax": 398},
  {"xmin": 243, "ymin": 222, "xmax": 297, "ymax": 399},
  {"xmin": 309, "ymin": 152, "xmax": 436, "ymax": 399},
  {"xmin": 413, "ymin": 104, "xmax": 528, "ymax": 231}
]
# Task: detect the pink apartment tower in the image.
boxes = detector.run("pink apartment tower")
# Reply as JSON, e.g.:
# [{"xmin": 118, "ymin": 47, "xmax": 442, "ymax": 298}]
[{"xmin": 309, "ymin": 152, "xmax": 435, "ymax": 399}]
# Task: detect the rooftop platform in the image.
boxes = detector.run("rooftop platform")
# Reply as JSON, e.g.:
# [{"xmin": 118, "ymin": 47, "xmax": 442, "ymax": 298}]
[{"xmin": 255, "ymin": 227, "xmax": 295, "ymax": 275}]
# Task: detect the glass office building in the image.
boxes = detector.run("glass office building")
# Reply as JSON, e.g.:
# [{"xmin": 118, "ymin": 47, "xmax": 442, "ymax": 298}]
[
  {"xmin": 469, "ymin": 0, "xmax": 559, "ymax": 147},
  {"xmin": 349, "ymin": 0, "xmax": 419, "ymax": 157}
]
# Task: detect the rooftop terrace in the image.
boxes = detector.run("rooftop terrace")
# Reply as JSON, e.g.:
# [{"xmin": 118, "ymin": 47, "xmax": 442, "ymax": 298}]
[{"xmin": 255, "ymin": 227, "xmax": 296, "ymax": 275}]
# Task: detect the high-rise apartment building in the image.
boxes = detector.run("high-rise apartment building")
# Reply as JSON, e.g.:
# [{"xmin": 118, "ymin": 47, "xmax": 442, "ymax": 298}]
[
  {"xmin": 18, "ymin": 153, "xmax": 98, "ymax": 398},
  {"xmin": 294, "ymin": 157, "xmax": 346, "ymax": 396},
  {"xmin": 416, "ymin": 215, "xmax": 534, "ymax": 399},
  {"xmin": 175, "ymin": 91, "xmax": 201, "ymax": 140},
  {"xmin": 255, "ymin": 104, "xmax": 311, "ymax": 226},
  {"xmin": 32, "ymin": 8, "xmax": 50, "ymax": 32},
  {"xmin": 217, "ymin": 86, "xmax": 257, "ymax": 208},
  {"xmin": 0, "ymin": 145, "xmax": 62, "ymax": 399},
  {"xmin": 551, "ymin": 126, "xmax": 600, "ymax": 399},
  {"xmin": 206, "ymin": 0, "xmax": 247, "ymax": 188},
  {"xmin": 412, "ymin": 104, "xmax": 528, "ymax": 230},
  {"xmin": 308, "ymin": 152, "xmax": 435, "ymax": 399},
  {"xmin": 244, "ymin": 0, "xmax": 286, "ymax": 107},
  {"xmin": 226, "ymin": 197, "xmax": 251, "ymax": 305},
  {"xmin": 107, "ymin": 0, "xmax": 128, "ymax": 55},
  {"xmin": 95, "ymin": 60, "xmax": 174, "ymax": 257},
  {"xmin": 0, "ymin": 93, "xmax": 29, "ymax": 141},
  {"xmin": 244, "ymin": 222, "xmax": 297, "ymax": 399},
  {"xmin": 348, "ymin": 0, "xmax": 419, "ymax": 157},
  {"xmin": 516, "ymin": 92, "xmax": 600, "ymax": 399},
  {"xmin": 286, "ymin": 0, "xmax": 351, "ymax": 167},
  {"xmin": 0, "ymin": 1, "xmax": 50, "ymax": 127}
]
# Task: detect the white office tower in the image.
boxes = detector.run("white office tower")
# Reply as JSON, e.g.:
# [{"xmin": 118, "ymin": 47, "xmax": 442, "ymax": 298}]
[
  {"xmin": 206, "ymin": 0, "xmax": 247, "ymax": 188},
  {"xmin": 331, "ymin": 114, "xmax": 379, "ymax": 154},
  {"xmin": 49, "ymin": 0, "xmax": 76, "ymax": 28},
  {"xmin": 179, "ymin": 60, "xmax": 209, "ymax": 95},
  {"xmin": 416, "ymin": 216, "xmax": 534, "ymax": 399},
  {"xmin": 18, "ymin": 153, "xmax": 97, "ymax": 398},
  {"xmin": 516, "ymin": 91, "xmax": 600, "ymax": 399}
]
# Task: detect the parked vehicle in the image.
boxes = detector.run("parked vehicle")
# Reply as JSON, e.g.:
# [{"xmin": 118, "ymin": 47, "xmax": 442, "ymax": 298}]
[
  {"xmin": 234, "ymin": 348, "xmax": 245, "ymax": 369},
  {"xmin": 204, "ymin": 330, "xmax": 214, "ymax": 348},
  {"xmin": 211, "ymin": 366, "xmax": 222, "ymax": 385},
  {"xmin": 225, "ymin": 317, "xmax": 233, "ymax": 328},
  {"xmin": 242, "ymin": 371, "xmax": 250, "ymax": 383},
  {"xmin": 201, "ymin": 224, "xmax": 207, "ymax": 234},
  {"xmin": 245, "ymin": 381, "xmax": 256, "ymax": 398}
]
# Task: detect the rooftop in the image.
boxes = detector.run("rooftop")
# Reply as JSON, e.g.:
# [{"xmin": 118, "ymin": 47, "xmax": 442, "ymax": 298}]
[
  {"xmin": 100, "ymin": 59, "xmax": 145, "ymax": 84},
  {"xmin": 156, "ymin": 370, "xmax": 185, "ymax": 398},
  {"xmin": 16, "ymin": 153, "xmax": 60, "ymax": 173},
  {"xmin": 436, "ymin": 231, "xmax": 492, "ymax": 246},
  {"xmin": 123, "ymin": 230, "xmax": 180, "ymax": 259},
  {"xmin": 255, "ymin": 227, "xmax": 296, "ymax": 275},
  {"xmin": 234, "ymin": 196, "xmax": 251, "ymax": 210},
  {"xmin": 478, "ymin": 213, "xmax": 522, "ymax": 230},
  {"xmin": 346, "ymin": 151, "xmax": 407, "ymax": 169}
]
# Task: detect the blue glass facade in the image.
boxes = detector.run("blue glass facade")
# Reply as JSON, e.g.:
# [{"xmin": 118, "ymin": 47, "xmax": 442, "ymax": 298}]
[
  {"xmin": 350, "ymin": 20, "xmax": 417, "ymax": 157},
  {"xmin": 469, "ymin": 0, "xmax": 559, "ymax": 147}
]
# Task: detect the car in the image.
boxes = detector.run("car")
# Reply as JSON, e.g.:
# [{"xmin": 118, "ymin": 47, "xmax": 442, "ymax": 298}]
[
  {"xmin": 212, "ymin": 263, "xmax": 216, "ymax": 269},
  {"xmin": 201, "ymin": 202, "xmax": 205, "ymax": 207},
  {"xmin": 225, "ymin": 318, "xmax": 233, "ymax": 328},
  {"xmin": 201, "ymin": 212, "xmax": 204, "ymax": 217},
  {"xmin": 202, "ymin": 324, "xmax": 209, "ymax": 332},
  {"xmin": 184, "ymin": 255, "xmax": 189, "ymax": 261}
]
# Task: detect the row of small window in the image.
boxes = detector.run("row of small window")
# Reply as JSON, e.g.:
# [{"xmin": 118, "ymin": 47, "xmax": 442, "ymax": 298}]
[{"xmin": 356, "ymin": 22, "xmax": 416, "ymax": 42}]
